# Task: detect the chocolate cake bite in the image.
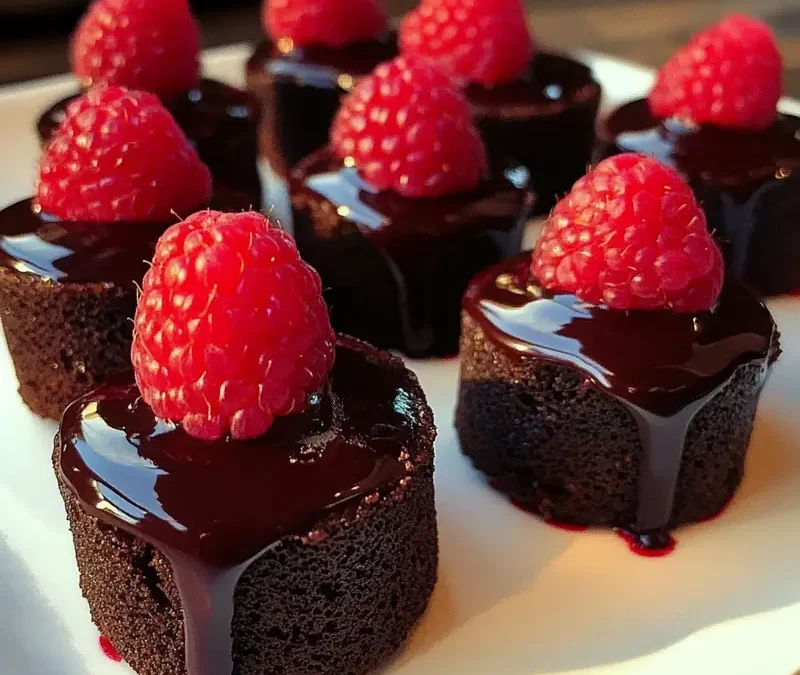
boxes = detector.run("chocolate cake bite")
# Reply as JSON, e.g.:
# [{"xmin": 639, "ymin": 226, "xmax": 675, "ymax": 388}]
[
  {"xmin": 0, "ymin": 87, "xmax": 233, "ymax": 420},
  {"xmin": 399, "ymin": 0, "xmax": 601, "ymax": 211},
  {"xmin": 456, "ymin": 154, "xmax": 779, "ymax": 552},
  {"xmin": 55, "ymin": 209, "xmax": 437, "ymax": 675},
  {"xmin": 291, "ymin": 56, "xmax": 533, "ymax": 358},
  {"xmin": 596, "ymin": 14, "xmax": 800, "ymax": 295},
  {"xmin": 37, "ymin": 0, "xmax": 262, "ymax": 208}
]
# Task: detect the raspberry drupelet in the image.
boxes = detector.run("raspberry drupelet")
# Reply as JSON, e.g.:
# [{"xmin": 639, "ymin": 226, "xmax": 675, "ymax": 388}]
[
  {"xmin": 398, "ymin": 0, "xmax": 601, "ymax": 212},
  {"xmin": 597, "ymin": 14, "xmax": 800, "ymax": 296},
  {"xmin": 291, "ymin": 55, "xmax": 533, "ymax": 357},
  {"xmin": 456, "ymin": 152, "xmax": 779, "ymax": 554}
]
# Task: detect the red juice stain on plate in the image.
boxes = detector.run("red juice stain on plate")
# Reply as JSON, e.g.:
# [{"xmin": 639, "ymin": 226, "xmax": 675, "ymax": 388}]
[
  {"xmin": 615, "ymin": 529, "xmax": 677, "ymax": 558},
  {"xmin": 99, "ymin": 635, "xmax": 122, "ymax": 662}
]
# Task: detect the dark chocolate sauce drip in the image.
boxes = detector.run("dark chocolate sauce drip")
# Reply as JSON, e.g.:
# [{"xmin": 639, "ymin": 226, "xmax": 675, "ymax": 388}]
[
  {"xmin": 465, "ymin": 51, "xmax": 600, "ymax": 113},
  {"xmin": 0, "ymin": 191, "xmax": 249, "ymax": 284},
  {"xmin": 600, "ymin": 99, "xmax": 800, "ymax": 281},
  {"xmin": 464, "ymin": 253, "xmax": 776, "ymax": 548},
  {"xmin": 38, "ymin": 79, "xmax": 263, "ymax": 208},
  {"xmin": 291, "ymin": 149, "xmax": 533, "ymax": 356},
  {"xmin": 59, "ymin": 338, "xmax": 420, "ymax": 675}
]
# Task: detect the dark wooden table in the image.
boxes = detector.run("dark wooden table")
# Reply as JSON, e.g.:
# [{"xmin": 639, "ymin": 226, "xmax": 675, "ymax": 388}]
[{"xmin": 0, "ymin": 0, "xmax": 798, "ymax": 96}]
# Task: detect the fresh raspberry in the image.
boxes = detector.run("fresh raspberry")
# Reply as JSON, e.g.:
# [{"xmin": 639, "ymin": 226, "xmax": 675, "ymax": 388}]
[
  {"xmin": 132, "ymin": 210, "xmax": 336, "ymax": 441},
  {"xmin": 399, "ymin": 0, "xmax": 534, "ymax": 86},
  {"xmin": 532, "ymin": 154, "xmax": 724, "ymax": 313},
  {"xmin": 649, "ymin": 14, "xmax": 783, "ymax": 131},
  {"xmin": 331, "ymin": 56, "xmax": 487, "ymax": 198},
  {"xmin": 71, "ymin": 0, "xmax": 200, "ymax": 99},
  {"xmin": 265, "ymin": 0, "xmax": 388, "ymax": 49},
  {"xmin": 36, "ymin": 86, "xmax": 212, "ymax": 223}
]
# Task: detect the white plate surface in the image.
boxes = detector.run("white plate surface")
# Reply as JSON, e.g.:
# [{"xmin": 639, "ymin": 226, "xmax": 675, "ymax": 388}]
[{"xmin": 1, "ymin": 45, "xmax": 800, "ymax": 675}]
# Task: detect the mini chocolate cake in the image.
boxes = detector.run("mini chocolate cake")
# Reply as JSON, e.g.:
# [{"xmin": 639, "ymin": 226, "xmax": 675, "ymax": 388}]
[
  {"xmin": 55, "ymin": 336, "xmax": 438, "ymax": 675},
  {"xmin": 246, "ymin": 34, "xmax": 398, "ymax": 178},
  {"xmin": 290, "ymin": 148, "xmax": 534, "ymax": 357},
  {"xmin": 38, "ymin": 80, "xmax": 263, "ymax": 209},
  {"xmin": 596, "ymin": 100, "xmax": 800, "ymax": 295},
  {"xmin": 0, "ymin": 190, "xmax": 246, "ymax": 420},
  {"xmin": 456, "ymin": 253, "xmax": 779, "ymax": 549},
  {"xmin": 467, "ymin": 52, "xmax": 601, "ymax": 212}
]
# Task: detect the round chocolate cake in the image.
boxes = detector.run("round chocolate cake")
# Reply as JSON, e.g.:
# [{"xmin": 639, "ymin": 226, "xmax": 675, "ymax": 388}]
[
  {"xmin": 466, "ymin": 52, "xmax": 601, "ymax": 212},
  {"xmin": 55, "ymin": 336, "xmax": 437, "ymax": 675},
  {"xmin": 596, "ymin": 100, "xmax": 800, "ymax": 295},
  {"xmin": 456, "ymin": 253, "xmax": 779, "ymax": 549},
  {"xmin": 38, "ymin": 80, "xmax": 263, "ymax": 210},
  {"xmin": 0, "ymin": 190, "xmax": 247, "ymax": 420},
  {"xmin": 290, "ymin": 148, "xmax": 534, "ymax": 357},
  {"xmin": 246, "ymin": 34, "xmax": 398, "ymax": 178}
]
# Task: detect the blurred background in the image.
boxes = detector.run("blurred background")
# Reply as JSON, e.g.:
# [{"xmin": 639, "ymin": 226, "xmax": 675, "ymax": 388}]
[{"xmin": 0, "ymin": 0, "xmax": 798, "ymax": 95}]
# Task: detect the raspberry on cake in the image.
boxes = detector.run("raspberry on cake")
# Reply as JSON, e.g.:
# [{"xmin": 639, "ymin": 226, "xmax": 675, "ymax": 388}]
[
  {"xmin": 291, "ymin": 56, "xmax": 533, "ymax": 356},
  {"xmin": 0, "ymin": 87, "xmax": 246, "ymax": 420},
  {"xmin": 54, "ymin": 211, "xmax": 438, "ymax": 675},
  {"xmin": 597, "ymin": 14, "xmax": 800, "ymax": 296},
  {"xmin": 246, "ymin": 0, "xmax": 398, "ymax": 188},
  {"xmin": 38, "ymin": 0, "xmax": 262, "ymax": 208},
  {"xmin": 399, "ymin": 0, "xmax": 601, "ymax": 211},
  {"xmin": 456, "ymin": 154, "xmax": 779, "ymax": 553}
]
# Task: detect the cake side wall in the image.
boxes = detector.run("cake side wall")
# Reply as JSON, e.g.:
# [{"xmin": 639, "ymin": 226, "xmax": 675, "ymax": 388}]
[
  {"xmin": 0, "ymin": 269, "xmax": 135, "ymax": 420},
  {"xmin": 456, "ymin": 311, "xmax": 769, "ymax": 528}
]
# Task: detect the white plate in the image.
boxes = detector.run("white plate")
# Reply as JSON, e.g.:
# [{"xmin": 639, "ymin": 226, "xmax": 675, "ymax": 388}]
[{"xmin": 1, "ymin": 45, "xmax": 800, "ymax": 675}]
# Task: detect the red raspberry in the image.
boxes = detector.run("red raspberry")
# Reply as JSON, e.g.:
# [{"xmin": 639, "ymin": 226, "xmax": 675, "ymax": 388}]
[
  {"xmin": 331, "ymin": 56, "xmax": 487, "ymax": 198},
  {"xmin": 265, "ymin": 0, "xmax": 388, "ymax": 49},
  {"xmin": 132, "ymin": 210, "xmax": 336, "ymax": 441},
  {"xmin": 649, "ymin": 14, "xmax": 782, "ymax": 131},
  {"xmin": 532, "ymin": 154, "xmax": 724, "ymax": 313},
  {"xmin": 399, "ymin": 0, "xmax": 534, "ymax": 86},
  {"xmin": 71, "ymin": 0, "xmax": 200, "ymax": 99},
  {"xmin": 36, "ymin": 86, "xmax": 212, "ymax": 223}
]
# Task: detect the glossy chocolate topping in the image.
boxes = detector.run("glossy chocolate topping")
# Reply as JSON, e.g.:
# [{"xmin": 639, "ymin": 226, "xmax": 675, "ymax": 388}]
[
  {"xmin": 602, "ymin": 99, "xmax": 800, "ymax": 198},
  {"xmin": 246, "ymin": 32, "xmax": 398, "ymax": 89},
  {"xmin": 59, "ymin": 337, "xmax": 425, "ymax": 675},
  {"xmin": 466, "ymin": 51, "xmax": 600, "ymax": 116},
  {"xmin": 465, "ymin": 253, "xmax": 776, "ymax": 545},
  {"xmin": 291, "ymin": 148, "xmax": 532, "ymax": 356},
  {"xmin": 37, "ymin": 79, "xmax": 263, "ymax": 208},
  {"xmin": 0, "ymin": 190, "xmax": 248, "ymax": 285}
]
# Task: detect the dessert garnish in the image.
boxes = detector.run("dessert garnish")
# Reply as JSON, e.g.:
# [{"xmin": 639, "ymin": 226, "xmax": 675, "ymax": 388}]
[
  {"xmin": 648, "ymin": 14, "xmax": 782, "ymax": 131},
  {"xmin": 533, "ymin": 152, "xmax": 724, "ymax": 312},
  {"xmin": 71, "ymin": 0, "xmax": 201, "ymax": 99},
  {"xmin": 265, "ymin": 0, "xmax": 389, "ymax": 48},
  {"xmin": 330, "ymin": 55, "xmax": 487, "ymax": 197},
  {"xmin": 132, "ymin": 210, "xmax": 335, "ymax": 440},
  {"xmin": 399, "ymin": 0, "xmax": 534, "ymax": 86},
  {"xmin": 37, "ymin": 86, "xmax": 212, "ymax": 223}
]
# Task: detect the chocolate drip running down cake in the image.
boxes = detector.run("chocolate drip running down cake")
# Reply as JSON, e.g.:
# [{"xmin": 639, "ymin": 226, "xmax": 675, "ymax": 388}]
[
  {"xmin": 38, "ymin": 80, "xmax": 264, "ymax": 210},
  {"xmin": 456, "ymin": 254, "xmax": 779, "ymax": 549},
  {"xmin": 56, "ymin": 337, "xmax": 438, "ymax": 675},
  {"xmin": 291, "ymin": 149, "xmax": 533, "ymax": 357}
]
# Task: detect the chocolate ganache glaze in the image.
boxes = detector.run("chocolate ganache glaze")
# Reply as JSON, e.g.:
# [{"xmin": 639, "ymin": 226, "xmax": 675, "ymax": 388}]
[
  {"xmin": 597, "ymin": 99, "xmax": 800, "ymax": 294},
  {"xmin": 0, "ymin": 190, "xmax": 249, "ymax": 284},
  {"xmin": 246, "ymin": 33, "xmax": 398, "ymax": 177},
  {"xmin": 464, "ymin": 253, "xmax": 777, "ymax": 548},
  {"xmin": 38, "ymin": 79, "xmax": 263, "ymax": 208},
  {"xmin": 58, "ymin": 337, "xmax": 425, "ymax": 675},
  {"xmin": 291, "ymin": 148, "xmax": 533, "ymax": 357},
  {"xmin": 466, "ymin": 52, "xmax": 601, "ymax": 212}
]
